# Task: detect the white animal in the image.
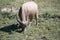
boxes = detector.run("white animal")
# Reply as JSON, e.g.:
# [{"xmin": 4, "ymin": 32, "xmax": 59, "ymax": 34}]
[{"xmin": 17, "ymin": 1, "xmax": 38, "ymax": 31}]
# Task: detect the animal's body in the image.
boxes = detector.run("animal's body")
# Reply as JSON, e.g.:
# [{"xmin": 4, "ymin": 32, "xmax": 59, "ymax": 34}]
[{"xmin": 17, "ymin": 1, "xmax": 38, "ymax": 32}]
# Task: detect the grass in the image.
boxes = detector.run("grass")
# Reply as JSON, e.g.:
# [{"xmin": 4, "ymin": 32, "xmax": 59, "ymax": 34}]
[
  {"xmin": 0, "ymin": 12, "xmax": 60, "ymax": 40},
  {"xmin": 0, "ymin": 0, "xmax": 60, "ymax": 40}
]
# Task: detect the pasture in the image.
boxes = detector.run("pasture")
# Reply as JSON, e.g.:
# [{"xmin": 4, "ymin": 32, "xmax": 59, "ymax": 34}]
[{"xmin": 0, "ymin": 0, "xmax": 60, "ymax": 40}]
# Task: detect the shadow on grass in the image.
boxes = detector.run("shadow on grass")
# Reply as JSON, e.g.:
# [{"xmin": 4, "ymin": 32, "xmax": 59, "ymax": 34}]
[{"xmin": 0, "ymin": 24, "xmax": 24, "ymax": 34}]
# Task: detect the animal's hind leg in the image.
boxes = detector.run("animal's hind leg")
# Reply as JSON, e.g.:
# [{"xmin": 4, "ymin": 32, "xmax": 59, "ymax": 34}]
[{"xmin": 35, "ymin": 13, "xmax": 38, "ymax": 26}]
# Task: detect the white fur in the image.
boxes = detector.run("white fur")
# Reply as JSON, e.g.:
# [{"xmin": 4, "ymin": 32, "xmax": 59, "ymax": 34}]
[{"xmin": 19, "ymin": 1, "xmax": 38, "ymax": 25}]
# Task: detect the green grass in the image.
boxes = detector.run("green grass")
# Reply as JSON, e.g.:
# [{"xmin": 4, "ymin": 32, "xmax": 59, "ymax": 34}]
[
  {"xmin": 0, "ymin": 0, "xmax": 60, "ymax": 40},
  {"xmin": 0, "ymin": 12, "xmax": 60, "ymax": 40}
]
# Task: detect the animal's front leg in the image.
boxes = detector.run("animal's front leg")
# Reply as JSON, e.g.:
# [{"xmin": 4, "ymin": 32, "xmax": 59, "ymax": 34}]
[{"xmin": 26, "ymin": 16, "xmax": 29, "ymax": 25}]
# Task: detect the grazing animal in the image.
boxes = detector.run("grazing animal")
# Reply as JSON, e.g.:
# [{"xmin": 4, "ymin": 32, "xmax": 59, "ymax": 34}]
[{"xmin": 17, "ymin": 1, "xmax": 38, "ymax": 32}]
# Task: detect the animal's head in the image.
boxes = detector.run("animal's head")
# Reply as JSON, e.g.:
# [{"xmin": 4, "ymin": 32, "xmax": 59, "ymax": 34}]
[
  {"xmin": 16, "ymin": 6, "xmax": 28, "ymax": 27},
  {"xmin": 17, "ymin": 18, "xmax": 28, "ymax": 27}
]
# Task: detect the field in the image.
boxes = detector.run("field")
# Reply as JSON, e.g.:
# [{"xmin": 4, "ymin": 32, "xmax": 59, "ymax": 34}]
[{"xmin": 0, "ymin": 0, "xmax": 60, "ymax": 40}]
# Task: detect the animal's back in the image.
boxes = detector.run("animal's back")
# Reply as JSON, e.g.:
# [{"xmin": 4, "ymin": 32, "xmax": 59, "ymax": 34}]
[{"xmin": 22, "ymin": 1, "xmax": 38, "ymax": 15}]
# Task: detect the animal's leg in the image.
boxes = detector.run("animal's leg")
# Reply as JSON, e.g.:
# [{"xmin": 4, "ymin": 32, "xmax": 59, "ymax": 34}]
[
  {"xmin": 28, "ymin": 15, "xmax": 33, "ymax": 26},
  {"xmin": 26, "ymin": 16, "xmax": 30, "ymax": 26},
  {"xmin": 35, "ymin": 13, "xmax": 38, "ymax": 26}
]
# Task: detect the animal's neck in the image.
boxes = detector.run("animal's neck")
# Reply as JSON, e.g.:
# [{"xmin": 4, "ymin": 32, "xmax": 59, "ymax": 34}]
[{"xmin": 22, "ymin": 10, "xmax": 26, "ymax": 22}]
